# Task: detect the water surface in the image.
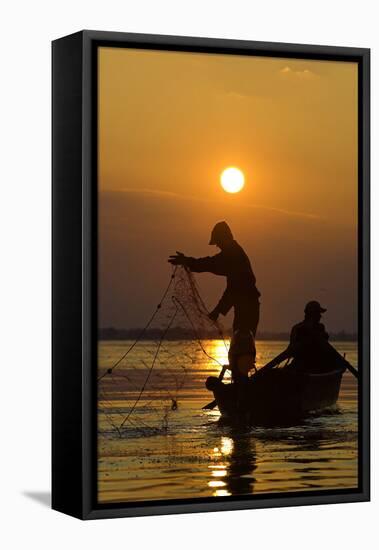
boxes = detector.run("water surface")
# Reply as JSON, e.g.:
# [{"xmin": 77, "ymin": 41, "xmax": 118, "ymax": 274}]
[{"xmin": 98, "ymin": 340, "xmax": 358, "ymax": 503}]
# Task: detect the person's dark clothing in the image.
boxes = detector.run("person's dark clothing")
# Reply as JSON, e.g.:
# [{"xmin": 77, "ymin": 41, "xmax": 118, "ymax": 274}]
[
  {"xmin": 289, "ymin": 320, "xmax": 332, "ymax": 373},
  {"xmin": 184, "ymin": 240, "xmax": 260, "ymax": 335},
  {"xmin": 233, "ymin": 299, "xmax": 260, "ymax": 335},
  {"xmin": 290, "ymin": 320, "xmax": 329, "ymax": 349}
]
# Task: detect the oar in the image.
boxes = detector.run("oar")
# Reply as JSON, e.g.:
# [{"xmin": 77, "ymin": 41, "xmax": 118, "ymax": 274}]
[
  {"xmin": 257, "ymin": 344, "xmax": 359, "ymax": 379},
  {"xmin": 344, "ymin": 361, "xmax": 359, "ymax": 379},
  {"xmin": 255, "ymin": 348, "xmax": 292, "ymax": 376},
  {"xmin": 338, "ymin": 350, "xmax": 359, "ymax": 379},
  {"xmin": 202, "ymin": 400, "xmax": 217, "ymax": 410},
  {"xmin": 319, "ymin": 342, "xmax": 359, "ymax": 379},
  {"xmin": 202, "ymin": 364, "xmax": 228, "ymax": 410}
]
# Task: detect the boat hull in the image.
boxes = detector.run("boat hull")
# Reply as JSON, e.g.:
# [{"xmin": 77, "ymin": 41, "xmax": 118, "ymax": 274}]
[{"xmin": 207, "ymin": 367, "xmax": 345, "ymax": 425}]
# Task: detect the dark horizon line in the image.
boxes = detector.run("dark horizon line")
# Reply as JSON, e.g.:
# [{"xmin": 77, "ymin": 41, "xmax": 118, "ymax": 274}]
[{"xmin": 98, "ymin": 326, "xmax": 358, "ymax": 342}]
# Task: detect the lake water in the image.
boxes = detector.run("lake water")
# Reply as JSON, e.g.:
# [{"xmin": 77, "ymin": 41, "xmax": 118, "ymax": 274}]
[{"xmin": 98, "ymin": 340, "xmax": 358, "ymax": 504}]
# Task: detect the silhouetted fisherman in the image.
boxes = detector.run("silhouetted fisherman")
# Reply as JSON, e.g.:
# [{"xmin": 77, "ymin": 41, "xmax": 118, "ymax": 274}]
[
  {"xmin": 289, "ymin": 301, "xmax": 346, "ymax": 373},
  {"xmin": 290, "ymin": 301, "xmax": 329, "ymax": 351},
  {"xmin": 169, "ymin": 221, "xmax": 260, "ymax": 332},
  {"xmin": 168, "ymin": 221, "xmax": 260, "ymax": 382}
]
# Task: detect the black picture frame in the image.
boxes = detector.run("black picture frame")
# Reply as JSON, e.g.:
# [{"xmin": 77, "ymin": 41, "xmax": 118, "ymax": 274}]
[{"xmin": 52, "ymin": 30, "xmax": 370, "ymax": 520}]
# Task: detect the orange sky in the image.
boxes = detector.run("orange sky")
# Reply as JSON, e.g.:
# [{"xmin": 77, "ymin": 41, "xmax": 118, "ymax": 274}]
[{"xmin": 98, "ymin": 46, "xmax": 358, "ymax": 333}]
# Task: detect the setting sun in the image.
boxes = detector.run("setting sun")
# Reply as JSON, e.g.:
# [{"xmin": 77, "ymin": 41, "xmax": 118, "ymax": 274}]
[{"xmin": 220, "ymin": 167, "xmax": 245, "ymax": 193}]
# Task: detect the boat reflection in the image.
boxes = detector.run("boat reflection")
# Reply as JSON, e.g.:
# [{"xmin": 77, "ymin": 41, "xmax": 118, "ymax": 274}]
[{"xmin": 208, "ymin": 431, "xmax": 257, "ymax": 497}]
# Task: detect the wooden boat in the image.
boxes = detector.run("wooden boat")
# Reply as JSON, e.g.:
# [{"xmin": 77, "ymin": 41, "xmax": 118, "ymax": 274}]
[{"xmin": 205, "ymin": 365, "xmax": 346, "ymax": 425}]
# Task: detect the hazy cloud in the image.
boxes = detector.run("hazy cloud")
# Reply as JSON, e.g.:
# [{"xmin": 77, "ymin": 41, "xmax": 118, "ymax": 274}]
[
  {"xmin": 280, "ymin": 66, "xmax": 319, "ymax": 80},
  {"xmin": 107, "ymin": 188, "xmax": 321, "ymax": 221}
]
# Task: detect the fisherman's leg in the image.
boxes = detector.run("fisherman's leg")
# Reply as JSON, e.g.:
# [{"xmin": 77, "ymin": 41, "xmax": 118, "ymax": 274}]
[
  {"xmin": 231, "ymin": 368, "xmax": 250, "ymax": 416},
  {"xmin": 233, "ymin": 299, "xmax": 260, "ymax": 335},
  {"xmin": 232, "ymin": 302, "xmax": 258, "ymax": 368},
  {"xmin": 231, "ymin": 367, "xmax": 249, "ymax": 384},
  {"xmin": 250, "ymin": 300, "xmax": 260, "ymax": 338},
  {"xmin": 232, "ymin": 306, "xmax": 242, "ymax": 333}
]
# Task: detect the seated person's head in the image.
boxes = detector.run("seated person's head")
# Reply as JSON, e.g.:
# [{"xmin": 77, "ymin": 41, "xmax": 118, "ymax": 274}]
[{"xmin": 304, "ymin": 300, "xmax": 326, "ymax": 323}]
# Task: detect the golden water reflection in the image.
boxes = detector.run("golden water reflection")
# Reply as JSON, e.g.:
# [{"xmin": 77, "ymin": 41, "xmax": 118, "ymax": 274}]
[
  {"xmin": 207, "ymin": 339, "xmax": 230, "ymax": 370},
  {"xmin": 208, "ymin": 434, "xmax": 257, "ymax": 497}
]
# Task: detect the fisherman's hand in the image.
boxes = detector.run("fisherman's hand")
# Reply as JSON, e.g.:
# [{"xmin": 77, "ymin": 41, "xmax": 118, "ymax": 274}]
[
  {"xmin": 168, "ymin": 251, "xmax": 188, "ymax": 266},
  {"xmin": 208, "ymin": 309, "xmax": 219, "ymax": 322}
]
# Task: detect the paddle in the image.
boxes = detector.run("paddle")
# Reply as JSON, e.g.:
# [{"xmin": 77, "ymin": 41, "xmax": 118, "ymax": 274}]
[
  {"xmin": 313, "ymin": 341, "xmax": 359, "ymax": 379},
  {"xmin": 255, "ymin": 348, "xmax": 292, "ymax": 376},
  {"xmin": 343, "ymin": 361, "xmax": 359, "ymax": 379},
  {"xmin": 333, "ymin": 348, "xmax": 359, "ymax": 379},
  {"xmin": 202, "ymin": 400, "xmax": 217, "ymax": 410},
  {"xmin": 257, "ymin": 343, "xmax": 359, "ymax": 379}
]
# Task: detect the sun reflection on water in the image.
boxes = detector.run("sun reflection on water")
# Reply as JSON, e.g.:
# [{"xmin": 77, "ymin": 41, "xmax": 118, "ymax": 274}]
[
  {"xmin": 213, "ymin": 489, "xmax": 230, "ymax": 497},
  {"xmin": 208, "ymin": 480, "xmax": 226, "ymax": 488},
  {"xmin": 208, "ymin": 339, "xmax": 230, "ymax": 369},
  {"xmin": 208, "ymin": 436, "xmax": 235, "ymax": 496},
  {"xmin": 211, "ymin": 470, "xmax": 227, "ymax": 477},
  {"xmin": 221, "ymin": 437, "xmax": 233, "ymax": 455}
]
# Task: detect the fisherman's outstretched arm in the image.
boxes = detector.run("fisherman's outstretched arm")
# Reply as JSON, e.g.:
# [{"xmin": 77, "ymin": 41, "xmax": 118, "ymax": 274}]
[
  {"xmin": 186, "ymin": 254, "xmax": 228, "ymax": 275},
  {"xmin": 168, "ymin": 252, "xmax": 227, "ymax": 276}
]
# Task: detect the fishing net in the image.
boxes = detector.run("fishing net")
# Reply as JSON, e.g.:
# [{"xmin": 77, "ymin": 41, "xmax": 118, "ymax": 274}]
[{"xmin": 98, "ymin": 266, "xmax": 230, "ymax": 437}]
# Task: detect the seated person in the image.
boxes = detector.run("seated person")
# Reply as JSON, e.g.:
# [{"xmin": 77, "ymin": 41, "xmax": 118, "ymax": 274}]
[{"xmin": 289, "ymin": 301, "xmax": 345, "ymax": 373}]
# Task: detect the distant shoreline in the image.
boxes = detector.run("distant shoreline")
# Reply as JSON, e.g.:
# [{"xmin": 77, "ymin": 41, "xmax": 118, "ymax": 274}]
[{"xmin": 99, "ymin": 327, "xmax": 358, "ymax": 342}]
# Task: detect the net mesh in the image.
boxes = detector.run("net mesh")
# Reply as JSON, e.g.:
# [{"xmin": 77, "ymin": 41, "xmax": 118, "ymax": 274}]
[{"xmin": 98, "ymin": 267, "xmax": 230, "ymax": 437}]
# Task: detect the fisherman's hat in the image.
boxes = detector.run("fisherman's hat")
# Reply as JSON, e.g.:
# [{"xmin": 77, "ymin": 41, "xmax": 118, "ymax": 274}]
[
  {"xmin": 304, "ymin": 301, "xmax": 327, "ymax": 314},
  {"xmin": 209, "ymin": 221, "xmax": 233, "ymax": 245}
]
